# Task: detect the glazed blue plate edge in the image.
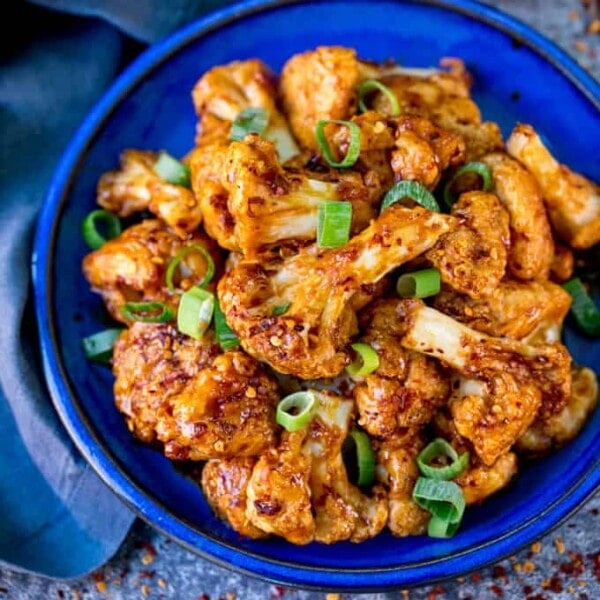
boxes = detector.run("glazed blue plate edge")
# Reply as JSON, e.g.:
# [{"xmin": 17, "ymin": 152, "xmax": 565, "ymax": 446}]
[{"xmin": 31, "ymin": 0, "xmax": 600, "ymax": 591}]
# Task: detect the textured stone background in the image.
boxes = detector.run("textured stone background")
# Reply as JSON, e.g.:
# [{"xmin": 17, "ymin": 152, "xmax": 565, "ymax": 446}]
[{"xmin": 1, "ymin": 0, "xmax": 598, "ymax": 598}]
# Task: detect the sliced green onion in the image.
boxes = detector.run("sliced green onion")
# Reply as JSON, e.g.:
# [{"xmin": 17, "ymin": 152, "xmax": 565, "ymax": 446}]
[
  {"xmin": 81, "ymin": 328, "xmax": 122, "ymax": 363},
  {"xmin": 345, "ymin": 429, "xmax": 376, "ymax": 487},
  {"xmin": 214, "ymin": 297, "xmax": 240, "ymax": 350},
  {"xmin": 272, "ymin": 303, "xmax": 291, "ymax": 316},
  {"xmin": 154, "ymin": 151, "xmax": 191, "ymax": 188},
  {"xmin": 177, "ymin": 286, "xmax": 215, "ymax": 340},
  {"xmin": 563, "ymin": 277, "xmax": 600, "ymax": 337},
  {"xmin": 81, "ymin": 209, "xmax": 122, "ymax": 250},
  {"xmin": 396, "ymin": 268, "xmax": 441, "ymax": 299},
  {"xmin": 317, "ymin": 200, "xmax": 352, "ymax": 248},
  {"xmin": 346, "ymin": 343, "xmax": 380, "ymax": 377},
  {"xmin": 165, "ymin": 244, "xmax": 215, "ymax": 292},
  {"xmin": 230, "ymin": 107, "xmax": 270, "ymax": 141},
  {"xmin": 417, "ymin": 438, "xmax": 469, "ymax": 480},
  {"xmin": 380, "ymin": 181, "xmax": 440, "ymax": 213},
  {"xmin": 276, "ymin": 391, "xmax": 318, "ymax": 432},
  {"xmin": 427, "ymin": 514, "xmax": 462, "ymax": 538},
  {"xmin": 121, "ymin": 301, "xmax": 174, "ymax": 323},
  {"xmin": 443, "ymin": 161, "xmax": 492, "ymax": 208},
  {"xmin": 357, "ymin": 79, "xmax": 400, "ymax": 116},
  {"xmin": 412, "ymin": 477, "xmax": 466, "ymax": 538},
  {"xmin": 315, "ymin": 119, "xmax": 361, "ymax": 168}
]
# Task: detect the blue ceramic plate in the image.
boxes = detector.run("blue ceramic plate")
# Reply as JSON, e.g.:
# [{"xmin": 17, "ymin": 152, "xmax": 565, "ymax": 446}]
[{"xmin": 32, "ymin": 0, "xmax": 600, "ymax": 591}]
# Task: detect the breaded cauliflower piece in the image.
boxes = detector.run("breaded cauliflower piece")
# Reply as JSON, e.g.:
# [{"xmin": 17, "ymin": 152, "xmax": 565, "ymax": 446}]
[
  {"xmin": 353, "ymin": 299, "xmax": 450, "ymax": 438},
  {"xmin": 112, "ymin": 323, "xmax": 220, "ymax": 443},
  {"xmin": 218, "ymin": 205, "xmax": 456, "ymax": 379},
  {"xmin": 550, "ymin": 243, "xmax": 575, "ymax": 283},
  {"xmin": 97, "ymin": 149, "xmax": 202, "ymax": 236},
  {"xmin": 507, "ymin": 123, "xmax": 600, "ymax": 249},
  {"xmin": 155, "ymin": 351, "xmax": 280, "ymax": 461},
  {"xmin": 456, "ymin": 452, "xmax": 518, "ymax": 505},
  {"xmin": 82, "ymin": 219, "xmax": 222, "ymax": 324},
  {"xmin": 482, "ymin": 152, "xmax": 554, "ymax": 280},
  {"xmin": 192, "ymin": 58, "xmax": 299, "ymax": 160},
  {"xmin": 426, "ymin": 191, "xmax": 510, "ymax": 299}
]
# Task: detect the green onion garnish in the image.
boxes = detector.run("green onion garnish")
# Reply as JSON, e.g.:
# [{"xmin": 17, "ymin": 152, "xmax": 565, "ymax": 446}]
[
  {"xmin": 315, "ymin": 119, "xmax": 361, "ymax": 168},
  {"xmin": 154, "ymin": 151, "xmax": 191, "ymax": 188},
  {"xmin": 272, "ymin": 303, "xmax": 291, "ymax": 316},
  {"xmin": 81, "ymin": 209, "xmax": 122, "ymax": 250},
  {"xmin": 230, "ymin": 107, "xmax": 270, "ymax": 141},
  {"xmin": 417, "ymin": 438, "xmax": 469, "ymax": 481},
  {"xmin": 165, "ymin": 244, "xmax": 215, "ymax": 293},
  {"xmin": 81, "ymin": 328, "xmax": 122, "ymax": 363},
  {"xmin": 357, "ymin": 79, "xmax": 400, "ymax": 116},
  {"xmin": 276, "ymin": 391, "xmax": 318, "ymax": 432},
  {"xmin": 177, "ymin": 286, "xmax": 215, "ymax": 340},
  {"xmin": 412, "ymin": 477, "xmax": 466, "ymax": 538},
  {"xmin": 443, "ymin": 161, "xmax": 492, "ymax": 208},
  {"xmin": 345, "ymin": 343, "xmax": 380, "ymax": 377},
  {"xmin": 214, "ymin": 297, "xmax": 240, "ymax": 350},
  {"xmin": 563, "ymin": 277, "xmax": 600, "ymax": 337},
  {"xmin": 380, "ymin": 181, "xmax": 440, "ymax": 213},
  {"xmin": 396, "ymin": 268, "xmax": 441, "ymax": 299},
  {"xmin": 121, "ymin": 301, "xmax": 174, "ymax": 323},
  {"xmin": 317, "ymin": 200, "xmax": 352, "ymax": 248},
  {"xmin": 345, "ymin": 429, "xmax": 376, "ymax": 487}
]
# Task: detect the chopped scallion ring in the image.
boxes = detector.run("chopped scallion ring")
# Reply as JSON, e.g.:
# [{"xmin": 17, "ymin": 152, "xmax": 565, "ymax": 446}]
[
  {"xmin": 81, "ymin": 328, "xmax": 122, "ymax": 363},
  {"xmin": 417, "ymin": 438, "xmax": 469, "ymax": 480},
  {"xmin": 165, "ymin": 244, "xmax": 215, "ymax": 292},
  {"xmin": 427, "ymin": 514, "xmax": 462, "ymax": 539},
  {"xmin": 443, "ymin": 161, "xmax": 492, "ymax": 208},
  {"xmin": 177, "ymin": 286, "xmax": 215, "ymax": 340},
  {"xmin": 317, "ymin": 200, "xmax": 352, "ymax": 248},
  {"xmin": 380, "ymin": 181, "xmax": 440, "ymax": 213},
  {"xmin": 345, "ymin": 429, "xmax": 376, "ymax": 487},
  {"xmin": 412, "ymin": 477, "xmax": 466, "ymax": 538},
  {"xmin": 272, "ymin": 302, "xmax": 291, "ymax": 316},
  {"xmin": 230, "ymin": 107, "xmax": 270, "ymax": 141},
  {"xmin": 346, "ymin": 343, "xmax": 380, "ymax": 377},
  {"xmin": 563, "ymin": 277, "xmax": 600, "ymax": 337},
  {"xmin": 357, "ymin": 79, "xmax": 400, "ymax": 116},
  {"xmin": 315, "ymin": 119, "xmax": 361, "ymax": 168},
  {"xmin": 396, "ymin": 268, "xmax": 441, "ymax": 299},
  {"xmin": 81, "ymin": 209, "xmax": 122, "ymax": 250},
  {"xmin": 214, "ymin": 297, "xmax": 240, "ymax": 350},
  {"xmin": 154, "ymin": 151, "xmax": 191, "ymax": 188},
  {"xmin": 276, "ymin": 391, "xmax": 318, "ymax": 432},
  {"xmin": 121, "ymin": 301, "xmax": 174, "ymax": 323}
]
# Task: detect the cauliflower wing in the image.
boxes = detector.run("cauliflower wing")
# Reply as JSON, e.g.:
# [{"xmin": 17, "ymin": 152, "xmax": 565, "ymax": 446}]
[
  {"xmin": 192, "ymin": 58, "xmax": 299, "ymax": 160},
  {"xmin": 426, "ymin": 191, "xmax": 510, "ymax": 299},
  {"xmin": 550, "ymin": 243, "xmax": 575, "ymax": 283},
  {"xmin": 506, "ymin": 124, "xmax": 600, "ymax": 249},
  {"xmin": 218, "ymin": 205, "xmax": 456, "ymax": 379},
  {"xmin": 97, "ymin": 149, "xmax": 202, "ymax": 236},
  {"xmin": 82, "ymin": 219, "xmax": 222, "ymax": 324},
  {"xmin": 482, "ymin": 152, "xmax": 554, "ymax": 280},
  {"xmin": 456, "ymin": 452, "xmax": 517, "ymax": 505}
]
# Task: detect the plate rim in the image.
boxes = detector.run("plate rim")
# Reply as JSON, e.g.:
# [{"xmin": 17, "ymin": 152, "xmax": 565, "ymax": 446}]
[{"xmin": 31, "ymin": 0, "xmax": 600, "ymax": 591}]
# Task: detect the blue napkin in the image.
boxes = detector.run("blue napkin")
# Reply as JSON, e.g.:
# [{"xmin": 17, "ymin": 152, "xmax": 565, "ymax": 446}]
[{"xmin": 0, "ymin": 0, "xmax": 228, "ymax": 579}]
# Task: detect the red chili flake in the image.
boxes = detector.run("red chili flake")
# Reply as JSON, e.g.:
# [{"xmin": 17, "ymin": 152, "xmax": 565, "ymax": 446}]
[
  {"xmin": 590, "ymin": 508, "xmax": 599, "ymax": 516},
  {"xmin": 142, "ymin": 542, "xmax": 157, "ymax": 557},
  {"xmin": 492, "ymin": 565, "xmax": 508, "ymax": 583},
  {"xmin": 588, "ymin": 552, "xmax": 600, "ymax": 582},
  {"xmin": 139, "ymin": 570, "xmax": 156, "ymax": 579},
  {"xmin": 489, "ymin": 584, "xmax": 504, "ymax": 597},
  {"xmin": 270, "ymin": 586, "xmax": 288, "ymax": 599},
  {"xmin": 541, "ymin": 576, "xmax": 564, "ymax": 593},
  {"xmin": 199, "ymin": 595, "xmax": 210, "ymax": 600},
  {"xmin": 525, "ymin": 595, "xmax": 549, "ymax": 600},
  {"xmin": 91, "ymin": 571, "xmax": 104, "ymax": 583},
  {"xmin": 522, "ymin": 585, "xmax": 533, "ymax": 595},
  {"xmin": 470, "ymin": 571, "xmax": 482, "ymax": 583}
]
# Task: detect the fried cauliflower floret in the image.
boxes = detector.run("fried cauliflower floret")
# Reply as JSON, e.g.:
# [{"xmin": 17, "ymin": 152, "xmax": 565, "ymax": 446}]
[
  {"xmin": 201, "ymin": 458, "xmax": 267, "ymax": 539},
  {"xmin": 219, "ymin": 205, "xmax": 456, "ymax": 379},
  {"xmin": 82, "ymin": 219, "xmax": 222, "ymax": 324},
  {"xmin": 353, "ymin": 299, "xmax": 450, "ymax": 438},
  {"xmin": 507, "ymin": 123, "xmax": 600, "ymax": 249},
  {"xmin": 246, "ymin": 391, "xmax": 388, "ymax": 544},
  {"xmin": 456, "ymin": 452, "xmax": 518, "ymax": 505},
  {"xmin": 426, "ymin": 191, "xmax": 510, "ymax": 299},
  {"xmin": 550, "ymin": 243, "xmax": 575, "ymax": 283},
  {"xmin": 375, "ymin": 432, "xmax": 430, "ymax": 536},
  {"xmin": 155, "ymin": 351, "xmax": 280, "ymax": 461},
  {"xmin": 192, "ymin": 58, "xmax": 299, "ymax": 160},
  {"xmin": 434, "ymin": 279, "xmax": 572, "ymax": 341},
  {"xmin": 112, "ymin": 323, "xmax": 220, "ymax": 443},
  {"xmin": 400, "ymin": 301, "xmax": 572, "ymax": 419},
  {"xmin": 482, "ymin": 152, "xmax": 554, "ymax": 280},
  {"xmin": 517, "ymin": 366, "xmax": 598, "ymax": 456},
  {"xmin": 96, "ymin": 149, "xmax": 202, "ymax": 236}
]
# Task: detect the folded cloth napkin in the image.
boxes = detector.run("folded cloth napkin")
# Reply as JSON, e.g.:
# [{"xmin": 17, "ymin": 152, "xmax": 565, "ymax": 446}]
[{"xmin": 0, "ymin": 0, "xmax": 228, "ymax": 579}]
